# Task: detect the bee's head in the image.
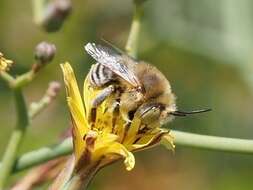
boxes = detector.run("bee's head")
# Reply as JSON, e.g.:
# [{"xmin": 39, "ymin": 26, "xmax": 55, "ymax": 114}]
[{"xmin": 159, "ymin": 104, "xmax": 177, "ymax": 125}]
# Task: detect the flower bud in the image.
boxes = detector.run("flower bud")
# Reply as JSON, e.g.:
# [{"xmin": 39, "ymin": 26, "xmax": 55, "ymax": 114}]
[
  {"xmin": 33, "ymin": 42, "xmax": 56, "ymax": 72},
  {"xmin": 34, "ymin": 41, "xmax": 56, "ymax": 63},
  {"xmin": 41, "ymin": 0, "xmax": 72, "ymax": 32}
]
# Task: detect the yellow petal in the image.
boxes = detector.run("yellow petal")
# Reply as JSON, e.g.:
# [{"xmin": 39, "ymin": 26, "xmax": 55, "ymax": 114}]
[
  {"xmin": 67, "ymin": 97, "xmax": 89, "ymax": 136},
  {"xmin": 83, "ymin": 78, "xmax": 96, "ymax": 113},
  {"xmin": 161, "ymin": 132, "xmax": 175, "ymax": 151},
  {"xmin": 90, "ymin": 131, "xmax": 135, "ymax": 171},
  {"xmin": 129, "ymin": 129, "xmax": 168, "ymax": 151},
  {"xmin": 110, "ymin": 143, "xmax": 135, "ymax": 171},
  {"xmin": 95, "ymin": 132, "xmax": 119, "ymax": 150},
  {"xmin": 123, "ymin": 116, "xmax": 142, "ymax": 146},
  {"xmin": 61, "ymin": 62, "xmax": 86, "ymax": 117},
  {"xmin": 61, "ymin": 62, "xmax": 88, "ymax": 160},
  {"xmin": 71, "ymin": 118, "xmax": 86, "ymax": 162},
  {"xmin": 94, "ymin": 141, "xmax": 135, "ymax": 171}
]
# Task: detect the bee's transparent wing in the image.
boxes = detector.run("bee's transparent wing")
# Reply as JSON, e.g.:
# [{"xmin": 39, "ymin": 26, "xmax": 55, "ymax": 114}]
[{"xmin": 84, "ymin": 42, "xmax": 140, "ymax": 87}]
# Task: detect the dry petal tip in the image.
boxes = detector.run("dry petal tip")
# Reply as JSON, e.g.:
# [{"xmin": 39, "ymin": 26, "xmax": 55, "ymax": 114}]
[
  {"xmin": 0, "ymin": 52, "xmax": 14, "ymax": 71},
  {"xmin": 124, "ymin": 153, "xmax": 135, "ymax": 171},
  {"xmin": 161, "ymin": 133, "xmax": 175, "ymax": 151}
]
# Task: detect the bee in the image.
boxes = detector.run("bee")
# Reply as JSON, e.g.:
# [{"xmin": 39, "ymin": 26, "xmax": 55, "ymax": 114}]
[{"xmin": 84, "ymin": 42, "xmax": 210, "ymax": 125}]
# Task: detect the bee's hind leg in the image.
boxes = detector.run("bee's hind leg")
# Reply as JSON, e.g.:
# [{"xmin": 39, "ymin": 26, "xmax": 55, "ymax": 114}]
[{"xmin": 91, "ymin": 85, "xmax": 115, "ymax": 108}]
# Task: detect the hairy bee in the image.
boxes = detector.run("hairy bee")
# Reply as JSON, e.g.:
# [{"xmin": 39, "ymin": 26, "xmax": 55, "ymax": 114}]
[{"xmin": 84, "ymin": 42, "xmax": 210, "ymax": 125}]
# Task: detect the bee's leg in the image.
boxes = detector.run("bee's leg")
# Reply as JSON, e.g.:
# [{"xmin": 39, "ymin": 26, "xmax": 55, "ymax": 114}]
[
  {"xmin": 89, "ymin": 85, "xmax": 115, "ymax": 125},
  {"xmin": 91, "ymin": 85, "xmax": 115, "ymax": 108}
]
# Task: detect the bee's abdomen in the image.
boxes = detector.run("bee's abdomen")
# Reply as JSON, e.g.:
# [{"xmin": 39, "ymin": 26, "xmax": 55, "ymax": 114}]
[{"xmin": 89, "ymin": 63, "xmax": 114, "ymax": 87}]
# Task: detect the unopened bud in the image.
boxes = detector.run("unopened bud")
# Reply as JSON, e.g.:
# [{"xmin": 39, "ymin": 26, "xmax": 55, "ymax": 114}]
[
  {"xmin": 34, "ymin": 41, "xmax": 56, "ymax": 67},
  {"xmin": 41, "ymin": 0, "xmax": 72, "ymax": 32},
  {"xmin": 46, "ymin": 81, "xmax": 61, "ymax": 99}
]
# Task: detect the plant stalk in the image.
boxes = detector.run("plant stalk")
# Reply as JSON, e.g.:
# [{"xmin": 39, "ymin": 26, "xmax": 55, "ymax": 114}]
[
  {"xmin": 0, "ymin": 130, "xmax": 251, "ymax": 176},
  {"xmin": 125, "ymin": 1, "xmax": 144, "ymax": 58},
  {"xmin": 171, "ymin": 130, "xmax": 253, "ymax": 153},
  {"xmin": 0, "ymin": 89, "xmax": 29, "ymax": 190},
  {"xmin": 60, "ymin": 163, "xmax": 100, "ymax": 190}
]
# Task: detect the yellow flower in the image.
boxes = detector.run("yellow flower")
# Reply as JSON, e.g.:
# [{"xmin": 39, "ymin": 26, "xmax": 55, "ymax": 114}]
[
  {"xmin": 61, "ymin": 62, "xmax": 174, "ymax": 171},
  {"xmin": 0, "ymin": 52, "xmax": 14, "ymax": 71}
]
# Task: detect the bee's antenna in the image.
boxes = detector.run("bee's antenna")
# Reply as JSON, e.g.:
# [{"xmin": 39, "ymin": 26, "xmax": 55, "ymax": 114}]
[{"xmin": 171, "ymin": 108, "xmax": 211, "ymax": 117}]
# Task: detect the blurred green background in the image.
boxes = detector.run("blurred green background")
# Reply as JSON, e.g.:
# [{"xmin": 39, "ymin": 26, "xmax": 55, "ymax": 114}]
[{"xmin": 1, "ymin": 0, "xmax": 253, "ymax": 189}]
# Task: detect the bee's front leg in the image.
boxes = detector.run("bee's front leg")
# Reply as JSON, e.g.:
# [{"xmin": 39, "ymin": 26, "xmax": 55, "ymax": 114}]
[
  {"xmin": 89, "ymin": 85, "xmax": 115, "ymax": 124},
  {"xmin": 91, "ymin": 85, "xmax": 115, "ymax": 108}
]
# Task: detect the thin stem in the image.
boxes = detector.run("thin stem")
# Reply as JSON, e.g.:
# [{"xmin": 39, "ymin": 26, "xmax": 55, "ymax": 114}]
[
  {"xmin": 13, "ymin": 138, "xmax": 72, "ymax": 172},
  {"xmin": 29, "ymin": 81, "xmax": 61, "ymax": 119},
  {"xmin": 1, "ymin": 131, "xmax": 251, "ymax": 175},
  {"xmin": 0, "ymin": 71, "xmax": 15, "ymax": 85},
  {"xmin": 29, "ymin": 96, "xmax": 51, "ymax": 118},
  {"xmin": 0, "ymin": 70, "xmax": 36, "ymax": 89},
  {"xmin": 12, "ymin": 71, "xmax": 36, "ymax": 89},
  {"xmin": 171, "ymin": 130, "xmax": 253, "ymax": 153},
  {"xmin": 125, "ymin": 1, "xmax": 144, "ymax": 58},
  {"xmin": 0, "ymin": 89, "xmax": 29, "ymax": 190},
  {"xmin": 60, "ymin": 162, "xmax": 100, "ymax": 190}
]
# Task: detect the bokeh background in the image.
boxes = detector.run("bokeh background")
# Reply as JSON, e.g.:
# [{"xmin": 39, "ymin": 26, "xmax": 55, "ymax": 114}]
[{"xmin": 1, "ymin": 0, "xmax": 253, "ymax": 189}]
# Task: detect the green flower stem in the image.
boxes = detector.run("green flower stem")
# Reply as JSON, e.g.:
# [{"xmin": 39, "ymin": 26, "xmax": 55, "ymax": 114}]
[
  {"xmin": 0, "ymin": 89, "xmax": 29, "ymax": 190},
  {"xmin": 0, "ymin": 70, "xmax": 35, "ymax": 89},
  {"xmin": 1, "ymin": 131, "xmax": 251, "ymax": 175},
  {"xmin": 0, "ymin": 71, "xmax": 15, "ymax": 84},
  {"xmin": 29, "ymin": 95, "xmax": 51, "ymax": 119},
  {"xmin": 13, "ymin": 138, "xmax": 72, "ymax": 172},
  {"xmin": 11, "ymin": 70, "xmax": 36, "ymax": 89},
  {"xmin": 125, "ymin": 1, "xmax": 144, "ymax": 58},
  {"xmin": 60, "ymin": 162, "xmax": 100, "ymax": 190},
  {"xmin": 171, "ymin": 130, "xmax": 253, "ymax": 153}
]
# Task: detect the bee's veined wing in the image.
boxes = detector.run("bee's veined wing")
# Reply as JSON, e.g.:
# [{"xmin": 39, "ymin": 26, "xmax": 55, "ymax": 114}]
[{"xmin": 84, "ymin": 42, "xmax": 140, "ymax": 87}]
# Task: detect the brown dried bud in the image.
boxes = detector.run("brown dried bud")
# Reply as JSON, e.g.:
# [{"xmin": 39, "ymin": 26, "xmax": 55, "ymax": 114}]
[
  {"xmin": 34, "ymin": 41, "xmax": 56, "ymax": 65},
  {"xmin": 42, "ymin": 0, "xmax": 72, "ymax": 32}
]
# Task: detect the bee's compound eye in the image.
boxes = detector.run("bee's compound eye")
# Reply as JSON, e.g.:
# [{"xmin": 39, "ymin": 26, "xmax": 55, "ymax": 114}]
[{"xmin": 140, "ymin": 106, "xmax": 161, "ymax": 124}]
